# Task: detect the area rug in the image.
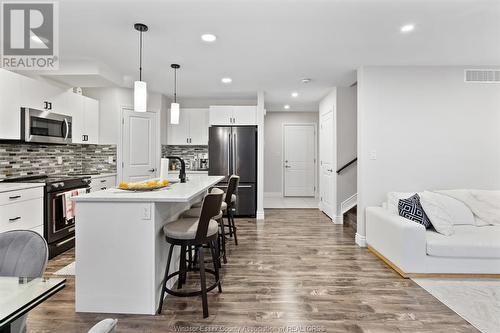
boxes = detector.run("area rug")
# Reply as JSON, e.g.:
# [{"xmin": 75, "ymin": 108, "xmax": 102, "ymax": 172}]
[
  {"xmin": 53, "ymin": 261, "xmax": 75, "ymax": 276},
  {"xmin": 412, "ymin": 278, "xmax": 500, "ymax": 333}
]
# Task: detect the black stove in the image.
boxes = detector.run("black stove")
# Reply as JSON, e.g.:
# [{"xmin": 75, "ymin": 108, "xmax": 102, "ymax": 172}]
[
  {"xmin": 2, "ymin": 174, "xmax": 91, "ymax": 258},
  {"xmin": 3, "ymin": 175, "xmax": 91, "ymax": 192}
]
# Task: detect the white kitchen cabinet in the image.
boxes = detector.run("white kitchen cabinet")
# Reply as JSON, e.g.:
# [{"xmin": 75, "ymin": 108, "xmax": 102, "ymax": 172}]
[
  {"xmin": 233, "ymin": 106, "xmax": 257, "ymax": 125},
  {"xmin": 20, "ymin": 75, "xmax": 66, "ymax": 112},
  {"xmin": 0, "ymin": 69, "xmax": 22, "ymax": 140},
  {"xmin": 168, "ymin": 108, "xmax": 208, "ymax": 145},
  {"xmin": 209, "ymin": 105, "xmax": 257, "ymax": 125},
  {"xmin": 83, "ymin": 97, "xmax": 100, "ymax": 144},
  {"xmin": 0, "ymin": 186, "xmax": 44, "ymax": 235},
  {"xmin": 167, "ymin": 108, "xmax": 190, "ymax": 145},
  {"xmin": 66, "ymin": 93, "xmax": 99, "ymax": 144},
  {"xmin": 89, "ymin": 175, "xmax": 117, "ymax": 192},
  {"xmin": 209, "ymin": 106, "xmax": 233, "ymax": 125}
]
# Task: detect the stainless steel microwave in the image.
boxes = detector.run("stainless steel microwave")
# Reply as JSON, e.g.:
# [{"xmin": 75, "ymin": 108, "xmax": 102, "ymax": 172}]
[{"xmin": 21, "ymin": 108, "xmax": 72, "ymax": 144}]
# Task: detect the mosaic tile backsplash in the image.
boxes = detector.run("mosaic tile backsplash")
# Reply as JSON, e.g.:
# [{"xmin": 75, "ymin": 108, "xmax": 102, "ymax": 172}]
[
  {"xmin": 0, "ymin": 143, "xmax": 117, "ymax": 180},
  {"xmin": 161, "ymin": 145, "xmax": 208, "ymax": 170}
]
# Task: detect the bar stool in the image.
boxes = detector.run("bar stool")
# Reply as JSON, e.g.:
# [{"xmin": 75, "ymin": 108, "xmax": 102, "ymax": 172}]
[
  {"xmin": 157, "ymin": 188, "xmax": 224, "ymax": 318},
  {"xmin": 184, "ymin": 189, "xmax": 227, "ymax": 264},
  {"xmin": 223, "ymin": 175, "xmax": 240, "ymax": 245}
]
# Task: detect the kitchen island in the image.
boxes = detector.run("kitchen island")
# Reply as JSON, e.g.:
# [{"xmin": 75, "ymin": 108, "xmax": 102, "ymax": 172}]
[{"xmin": 73, "ymin": 174, "xmax": 224, "ymax": 315}]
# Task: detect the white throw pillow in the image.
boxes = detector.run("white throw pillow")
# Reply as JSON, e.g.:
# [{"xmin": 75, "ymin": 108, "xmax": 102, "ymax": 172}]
[
  {"xmin": 419, "ymin": 191, "xmax": 455, "ymax": 236},
  {"xmin": 387, "ymin": 192, "xmax": 418, "ymax": 215},
  {"xmin": 426, "ymin": 191, "xmax": 476, "ymax": 225}
]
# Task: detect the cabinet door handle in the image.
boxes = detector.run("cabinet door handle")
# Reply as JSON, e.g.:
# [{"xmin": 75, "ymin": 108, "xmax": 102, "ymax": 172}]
[
  {"xmin": 9, "ymin": 216, "xmax": 21, "ymax": 222},
  {"xmin": 100, "ymin": 179, "xmax": 106, "ymax": 183},
  {"xmin": 9, "ymin": 195, "xmax": 21, "ymax": 199},
  {"xmin": 100, "ymin": 187, "xmax": 107, "ymax": 190}
]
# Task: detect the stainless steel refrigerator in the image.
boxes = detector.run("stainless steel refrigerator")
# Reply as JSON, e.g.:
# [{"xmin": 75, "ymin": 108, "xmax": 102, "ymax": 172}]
[{"xmin": 209, "ymin": 126, "xmax": 257, "ymax": 216}]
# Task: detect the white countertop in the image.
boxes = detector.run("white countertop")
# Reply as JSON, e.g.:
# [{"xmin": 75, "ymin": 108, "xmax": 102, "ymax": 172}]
[
  {"xmin": 74, "ymin": 174, "xmax": 224, "ymax": 203},
  {"xmin": 90, "ymin": 173, "xmax": 117, "ymax": 179},
  {"xmin": 0, "ymin": 182, "xmax": 45, "ymax": 193}
]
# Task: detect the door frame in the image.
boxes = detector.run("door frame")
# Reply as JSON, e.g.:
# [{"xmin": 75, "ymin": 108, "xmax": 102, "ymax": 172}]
[
  {"xmin": 281, "ymin": 123, "xmax": 317, "ymax": 198},
  {"xmin": 119, "ymin": 106, "xmax": 161, "ymax": 183}
]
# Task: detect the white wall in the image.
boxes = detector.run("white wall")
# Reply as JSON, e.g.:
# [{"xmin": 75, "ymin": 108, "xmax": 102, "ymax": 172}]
[
  {"xmin": 264, "ymin": 111, "xmax": 319, "ymax": 195},
  {"xmin": 357, "ymin": 66, "xmax": 500, "ymax": 247},
  {"xmin": 336, "ymin": 86, "xmax": 357, "ymax": 213}
]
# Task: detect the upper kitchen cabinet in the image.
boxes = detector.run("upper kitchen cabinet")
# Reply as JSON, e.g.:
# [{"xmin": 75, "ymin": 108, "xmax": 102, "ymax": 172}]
[
  {"xmin": 168, "ymin": 108, "xmax": 208, "ymax": 145},
  {"xmin": 209, "ymin": 105, "xmax": 257, "ymax": 125},
  {"xmin": 20, "ymin": 75, "xmax": 67, "ymax": 113},
  {"xmin": 68, "ymin": 93, "xmax": 100, "ymax": 144},
  {"xmin": 82, "ymin": 97, "xmax": 100, "ymax": 144},
  {"xmin": 0, "ymin": 69, "xmax": 22, "ymax": 140}
]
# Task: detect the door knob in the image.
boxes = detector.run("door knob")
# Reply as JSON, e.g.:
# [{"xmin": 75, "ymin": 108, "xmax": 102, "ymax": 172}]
[{"xmin": 148, "ymin": 168, "xmax": 156, "ymax": 172}]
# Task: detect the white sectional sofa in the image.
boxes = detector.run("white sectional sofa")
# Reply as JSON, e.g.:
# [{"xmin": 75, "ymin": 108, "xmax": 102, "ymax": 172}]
[{"xmin": 366, "ymin": 192, "xmax": 500, "ymax": 277}]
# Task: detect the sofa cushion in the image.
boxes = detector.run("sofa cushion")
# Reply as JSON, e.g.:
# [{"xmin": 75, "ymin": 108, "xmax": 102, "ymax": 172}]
[
  {"xmin": 426, "ymin": 225, "xmax": 500, "ymax": 258},
  {"xmin": 398, "ymin": 194, "xmax": 432, "ymax": 228}
]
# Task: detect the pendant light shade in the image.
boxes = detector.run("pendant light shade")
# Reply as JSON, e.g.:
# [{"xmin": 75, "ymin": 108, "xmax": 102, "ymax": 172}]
[
  {"xmin": 170, "ymin": 102, "xmax": 180, "ymax": 124},
  {"xmin": 134, "ymin": 80, "xmax": 147, "ymax": 112},
  {"xmin": 133, "ymin": 23, "xmax": 148, "ymax": 112},
  {"xmin": 170, "ymin": 64, "xmax": 181, "ymax": 124}
]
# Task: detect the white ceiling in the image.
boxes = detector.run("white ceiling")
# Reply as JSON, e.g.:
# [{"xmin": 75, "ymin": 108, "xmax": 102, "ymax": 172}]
[{"xmin": 50, "ymin": 0, "xmax": 500, "ymax": 111}]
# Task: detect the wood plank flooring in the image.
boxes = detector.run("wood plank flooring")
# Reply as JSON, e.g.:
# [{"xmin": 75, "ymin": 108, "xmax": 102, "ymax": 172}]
[{"xmin": 27, "ymin": 209, "xmax": 478, "ymax": 332}]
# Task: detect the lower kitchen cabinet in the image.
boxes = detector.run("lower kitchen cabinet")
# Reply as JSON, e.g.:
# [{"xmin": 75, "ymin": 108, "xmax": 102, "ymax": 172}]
[
  {"xmin": 89, "ymin": 175, "xmax": 117, "ymax": 192},
  {"xmin": 0, "ymin": 186, "xmax": 44, "ymax": 236}
]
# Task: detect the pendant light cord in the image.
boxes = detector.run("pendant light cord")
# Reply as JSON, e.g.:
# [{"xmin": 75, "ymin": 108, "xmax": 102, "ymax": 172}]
[
  {"xmin": 139, "ymin": 30, "xmax": 143, "ymax": 81},
  {"xmin": 173, "ymin": 67, "xmax": 177, "ymax": 103}
]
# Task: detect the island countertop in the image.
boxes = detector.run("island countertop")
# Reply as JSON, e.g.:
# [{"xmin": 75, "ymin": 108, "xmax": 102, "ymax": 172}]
[{"xmin": 73, "ymin": 174, "xmax": 224, "ymax": 203}]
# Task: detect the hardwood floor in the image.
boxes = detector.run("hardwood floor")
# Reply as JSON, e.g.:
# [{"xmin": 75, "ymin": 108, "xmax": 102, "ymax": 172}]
[{"xmin": 28, "ymin": 209, "xmax": 478, "ymax": 332}]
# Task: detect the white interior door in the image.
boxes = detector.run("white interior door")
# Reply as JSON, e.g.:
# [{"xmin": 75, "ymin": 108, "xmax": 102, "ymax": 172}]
[
  {"xmin": 122, "ymin": 109, "xmax": 157, "ymax": 182},
  {"xmin": 283, "ymin": 124, "xmax": 316, "ymax": 197},
  {"xmin": 320, "ymin": 112, "xmax": 335, "ymax": 218}
]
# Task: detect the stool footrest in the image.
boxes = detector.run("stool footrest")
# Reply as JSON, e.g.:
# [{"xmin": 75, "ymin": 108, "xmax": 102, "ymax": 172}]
[{"xmin": 163, "ymin": 269, "xmax": 220, "ymax": 298}]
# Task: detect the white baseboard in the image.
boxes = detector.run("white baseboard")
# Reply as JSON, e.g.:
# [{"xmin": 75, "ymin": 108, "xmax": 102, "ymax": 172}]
[
  {"xmin": 333, "ymin": 215, "xmax": 344, "ymax": 224},
  {"xmin": 264, "ymin": 192, "xmax": 282, "ymax": 198},
  {"xmin": 355, "ymin": 233, "xmax": 367, "ymax": 247},
  {"xmin": 256, "ymin": 210, "xmax": 265, "ymax": 220}
]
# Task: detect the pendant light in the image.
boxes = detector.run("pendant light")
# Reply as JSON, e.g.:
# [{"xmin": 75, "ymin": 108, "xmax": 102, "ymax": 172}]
[
  {"xmin": 134, "ymin": 23, "xmax": 148, "ymax": 112},
  {"xmin": 170, "ymin": 64, "xmax": 181, "ymax": 124}
]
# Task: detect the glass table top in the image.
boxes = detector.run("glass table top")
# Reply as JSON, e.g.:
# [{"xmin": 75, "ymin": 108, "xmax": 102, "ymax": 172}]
[{"xmin": 0, "ymin": 277, "xmax": 66, "ymax": 327}]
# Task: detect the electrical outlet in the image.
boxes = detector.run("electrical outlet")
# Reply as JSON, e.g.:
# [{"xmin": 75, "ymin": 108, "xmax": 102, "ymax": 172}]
[
  {"xmin": 108, "ymin": 156, "xmax": 114, "ymax": 164},
  {"xmin": 369, "ymin": 150, "xmax": 377, "ymax": 160},
  {"xmin": 57, "ymin": 156, "xmax": 63, "ymax": 164}
]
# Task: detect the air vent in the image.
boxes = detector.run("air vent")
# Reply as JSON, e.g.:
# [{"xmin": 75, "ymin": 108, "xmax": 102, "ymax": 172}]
[{"xmin": 464, "ymin": 69, "xmax": 500, "ymax": 83}]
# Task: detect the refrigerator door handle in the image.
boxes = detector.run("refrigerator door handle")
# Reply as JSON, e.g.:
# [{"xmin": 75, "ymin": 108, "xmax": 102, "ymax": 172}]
[
  {"xmin": 228, "ymin": 132, "xmax": 232, "ymax": 176},
  {"xmin": 232, "ymin": 132, "xmax": 237, "ymax": 176}
]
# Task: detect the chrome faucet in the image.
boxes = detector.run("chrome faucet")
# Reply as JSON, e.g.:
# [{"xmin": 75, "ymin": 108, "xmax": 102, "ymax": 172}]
[{"xmin": 166, "ymin": 156, "xmax": 186, "ymax": 183}]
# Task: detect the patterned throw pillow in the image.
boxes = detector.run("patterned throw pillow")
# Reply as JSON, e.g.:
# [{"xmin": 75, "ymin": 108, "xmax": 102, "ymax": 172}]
[{"xmin": 398, "ymin": 194, "xmax": 432, "ymax": 228}]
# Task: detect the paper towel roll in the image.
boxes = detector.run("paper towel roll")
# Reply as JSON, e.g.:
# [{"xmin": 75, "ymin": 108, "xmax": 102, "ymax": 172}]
[{"xmin": 160, "ymin": 158, "xmax": 169, "ymax": 180}]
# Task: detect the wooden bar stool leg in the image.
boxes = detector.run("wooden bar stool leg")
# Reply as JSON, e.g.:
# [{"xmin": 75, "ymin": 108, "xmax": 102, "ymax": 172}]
[
  {"xmin": 198, "ymin": 245, "xmax": 209, "ymax": 318},
  {"xmin": 230, "ymin": 209, "xmax": 238, "ymax": 245},
  {"xmin": 158, "ymin": 243, "xmax": 174, "ymax": 314},
  {"xmin": 210, "ymin": 240, "xmax": 222, "ymax": 293},
  {"xmin": 178, "ymin": 245, "xmax": 186, "ymax": 289},
  {"xmin": 187, "ymin": 245, "xmax": 193, "ymax": 271},
  {"xmin": 219, "ymin": 218, "xmax": 227, "ymax": 264}
]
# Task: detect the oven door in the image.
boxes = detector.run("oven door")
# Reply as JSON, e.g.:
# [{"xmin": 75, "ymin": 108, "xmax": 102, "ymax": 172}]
[
  {"xmin": 46, "ymin": 187, "xmax": 88, "ymax": 243},
  {"xmin": 22, "ymin": 108, "xmax": 72, "ymax": 144}
]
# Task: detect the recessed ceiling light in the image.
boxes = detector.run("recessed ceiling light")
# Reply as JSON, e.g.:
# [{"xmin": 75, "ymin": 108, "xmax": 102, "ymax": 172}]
[
  {"xmin": 201, "ymin": 34, "xmax": 217, "ymax": 42},
  {"xmin": 400, "ymin": 24, "xmax": 415, "ymax": 33},
  {"xmin": 301, "ymin": 78, "xmax": 311, "ymax": 84},
  {"xmin": 291, "ymin": 92, "xmax": 298, "ymax": 98},
  {"xmin": 284, "ymin": 104, "xmax": 290, "ymax": 110},
  {"xmin": 221, "ymin": 77, "xmax": 232, "ymax": 84}
]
